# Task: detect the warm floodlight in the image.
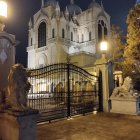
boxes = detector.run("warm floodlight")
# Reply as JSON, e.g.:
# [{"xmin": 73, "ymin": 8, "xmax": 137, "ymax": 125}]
[
  {"xmin": 100, "ymin": 41, "xmax": 108, "ymax": 51},
  {"xmin": 0, "ymin": 0, "xmax": 7, "ymax": 18}
]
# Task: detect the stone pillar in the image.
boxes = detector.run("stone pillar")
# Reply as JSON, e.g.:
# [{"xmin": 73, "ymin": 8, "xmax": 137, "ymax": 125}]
[
  {"xmin": 95, "ymin": 55, "xmax": 114, "ymax": 112},
  {"xmin": 0, "ymin": 32, "xmax": 16, "ymax": 91},
  {"xmin": 0, "ymin": 109, "xmax": 39, "ymax": 140}
]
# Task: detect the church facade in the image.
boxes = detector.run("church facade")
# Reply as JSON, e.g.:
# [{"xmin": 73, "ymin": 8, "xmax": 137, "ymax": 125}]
[{"xmin": 27, "ymin": 0, "xmax": 111, "ymax": 68}]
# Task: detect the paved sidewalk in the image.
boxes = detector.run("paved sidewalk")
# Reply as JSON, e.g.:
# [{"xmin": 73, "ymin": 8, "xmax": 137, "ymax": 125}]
[{"xmin": 37, "ymin": 113, "xmax": 140, "ymax": 140}]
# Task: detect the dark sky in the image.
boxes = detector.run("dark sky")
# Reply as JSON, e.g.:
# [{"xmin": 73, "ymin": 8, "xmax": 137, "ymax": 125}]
[{"xmin": 4, "ymin": 0, "xmax": 137, "ymax": 67}]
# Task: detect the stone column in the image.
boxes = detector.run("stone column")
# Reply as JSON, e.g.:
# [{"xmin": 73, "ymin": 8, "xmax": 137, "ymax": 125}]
[
  {"xmin": 0, "ymin": 109, "xmax": 39, "ymax": 140},
  {"xmin": 0, "ymin": 32, "xmax": 16, "ymax": 91},
  {"xmin": 95, "ymin": 55, "xmax": 114, "ymax": 112}
]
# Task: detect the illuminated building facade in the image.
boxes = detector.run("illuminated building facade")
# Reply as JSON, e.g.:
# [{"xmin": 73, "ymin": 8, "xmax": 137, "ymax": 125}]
[{"xmin": 27, "ymin": 0, "xmax": 111, "ymax": 68}]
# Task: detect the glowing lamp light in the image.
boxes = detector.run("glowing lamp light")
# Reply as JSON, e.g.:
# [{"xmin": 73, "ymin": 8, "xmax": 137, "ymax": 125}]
[
  {"xmin": 0, "ymin": 0, "xmax": 7, "ymax": 18},
  {"xmin": 100, "ymin": 41, "xmax": 108, "ymax": 51},
  {"xmin": 93, "ymin": 107, "xmax": 97, "ymax": 115}
]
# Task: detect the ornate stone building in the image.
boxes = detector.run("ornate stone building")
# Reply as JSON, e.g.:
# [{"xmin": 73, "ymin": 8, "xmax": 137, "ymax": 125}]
[{"xmin": 27, "ymin": 0, "xmax": 111, "ymax": 68}]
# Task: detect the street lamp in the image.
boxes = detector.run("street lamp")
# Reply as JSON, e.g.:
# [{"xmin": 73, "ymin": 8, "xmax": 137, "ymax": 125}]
[
  {"xmin": 0, "ymin": 0, "xmax": 7, "ymax": 31},
  {"xmin": 100, "ymin": 41, "xmax": 108, "ymax": 51},
  {"xmin": 100, "ymin": 40, "xmax": 108, "ymax": 59},
  {"xmin": 0, "ymin": 0, "xmax": 7, "ymax": 17}
]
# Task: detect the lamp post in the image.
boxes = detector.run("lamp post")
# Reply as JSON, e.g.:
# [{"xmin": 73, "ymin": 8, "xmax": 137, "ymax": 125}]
[{"xmin": 0, "ymin": 0, "xmax": 7, "ymax": 32}]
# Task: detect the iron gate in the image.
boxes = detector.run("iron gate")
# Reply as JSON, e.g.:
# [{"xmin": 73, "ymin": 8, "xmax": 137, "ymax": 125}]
[{"xmin": 28, "ymin": 63, "xmax": 102, "ymax": 122}]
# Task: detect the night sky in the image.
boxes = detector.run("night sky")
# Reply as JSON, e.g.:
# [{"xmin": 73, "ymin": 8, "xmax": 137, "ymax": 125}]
[{"xmin": 4, "ymin": 0, "xmax": 137, "ymax": 67}]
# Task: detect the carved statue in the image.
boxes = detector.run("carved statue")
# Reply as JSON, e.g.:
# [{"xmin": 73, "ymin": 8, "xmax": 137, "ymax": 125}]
[
  {"xmin": 6, "ymin": 64, "xmax": 31, "ymax": 111},
  {"xmin": 85, "ymin": 81, "xmax": 93, "ymax": 91},
  {"xmin": 54, "ymin": 82, "xmax": 64, "ymax": 102},
  {"xmin": 111, "ymin": 77, "xmax": 139, "ymax": 98},
  {"xmin": 73, "ymin": 81, "xmax": 81, "ymax": 103},
  {"xmin": 74, "ymin": 81, "xmax": 81, "ymax": 92},
  {"xmin": 54, "ymin": 82, "xmax": 64, "ymax": 93}
]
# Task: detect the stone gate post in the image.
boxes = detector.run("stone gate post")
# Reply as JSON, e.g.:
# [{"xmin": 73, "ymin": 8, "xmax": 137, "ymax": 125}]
[
  {"xmin": 95, "ymin": 55, "xmax": 114, "ymax": 112},
  {"xmin": 0, "ymin": 110, "xmax": 39, "ymax": 140},
  {"xmin": 0, "ymin": 32, "xmax": 16, "ymax": 91},
  {"xmin": 0, "ymin": 26, "xmax": 39, "ymax": 140}
]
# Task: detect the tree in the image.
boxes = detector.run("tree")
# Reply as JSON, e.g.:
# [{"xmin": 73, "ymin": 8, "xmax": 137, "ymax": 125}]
[
  {"xmin": 124, "ymin": 3, "xmax": 140, "ymax": 90},
  {"xmin": 110, "ymin": 25, "xmax": 125, "ymax": 71}
]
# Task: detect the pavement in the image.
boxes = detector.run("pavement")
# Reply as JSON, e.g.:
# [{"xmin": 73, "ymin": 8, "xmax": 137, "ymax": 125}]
[{"xmin": 37, "ymin": 112, "xmax": 140, "ymax": 140}]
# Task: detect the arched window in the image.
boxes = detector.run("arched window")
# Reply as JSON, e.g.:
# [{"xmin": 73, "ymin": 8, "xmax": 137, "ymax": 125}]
[
  {"xmin": 38, "ymin": 22, "xmax": 46, "ymax": 48},
  {"xmin": 101, "ymin": 20, "xmax": 104, "ymax": 26},
  {"xmin": 98, "ymin": 24, "xmax": 102, "ymax": 42},
  {"xmin": 89, "ymin": 32, "xmax": 91, "ymax": 41},
  {"xmin": 98, "ymin": 20, "xmax": 108, "ymax": 42},
  {"xmin": 104, "ymin": 27, "xmax": 108, "ymax": 38},
  {"xmin": 62, "ymin": 29, "xmax": 65, "ymax": 38},
  {"xmin": 31, "ymin": 38, "xmax": 32, "ymax": 46},
  {"xmin": 38, "ymin": 54, "xmax": 47, "ymax": 68},
  {"xmin": 52, "ymin": 28, "xmax": 55, "ymax": 38},
  {"xmin": 71, "ymin": 32, "xmax": 73, "ymax": 41},
  {"xmin": 82, "ymin": 34, "xmax": 84, "ymax": 42},
  {"xmin": 77, "ymin": 35, "xmax": 79, "ymax": 42}
]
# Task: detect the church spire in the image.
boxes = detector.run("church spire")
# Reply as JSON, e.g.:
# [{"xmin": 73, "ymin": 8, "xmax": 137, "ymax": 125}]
[
  {"xmin": 73, "ymin": 11, "xmax": 77, "ymax": 20},
  {"xmin": 56, "ymin": 1, "xmax": 60, "ymax": 11},
  {"xmin": 41, "ymin": 0, "xmax": 44, "ymax": 8},
  {"xmin": 65, "ymin": 6, "xmax": 69, "ymax": 19},
  {"xmin": 136, "ymin": 0, "xmax": 140, "ymax": 3},
  {"xmin": 28, "ymin": 18, "xmax": 32, "ymax": 29},
  {"xmin": 70, "ymin": 0, "xmax": 74, "ymax": 4},
  {"xmin": 55, "ymin": 2, "xmax": 60, "ymax": 17},
  {"xmin": 101, "ymin": 1, "xmax": 104, "ymax": 10}
]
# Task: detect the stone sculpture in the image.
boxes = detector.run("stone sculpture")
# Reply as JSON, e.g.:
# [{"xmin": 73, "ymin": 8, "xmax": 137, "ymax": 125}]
[
  {"xmin": 73, "ymin": 82, "xmax": 81, "ymax": 103},
  {"xmin": 85, "ymin": 81, "xmax": 93, "ymax": 91},
  {"xmin": 74, "ymin": 81, "xmax": 81, "ymax": 92},
  {"xmin": 2, "ymin": 64, "xmax": 31, "ymax": 111},
  {"xmin": 54, "ymin": 82, "xmax": 64, "ymax": 93},
  {"xmin": 111, "ymin": 77, "xmax": 139, "ymax": 98},
  {"xmin": 54, "ymin": 82, "xmax": 64, "ymax": 102}
]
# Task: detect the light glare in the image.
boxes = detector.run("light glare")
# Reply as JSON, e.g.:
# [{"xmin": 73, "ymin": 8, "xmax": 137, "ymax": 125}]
[
  {"xmin": 0, "ymin": 1, "xmax": 7, "ymax": 17},
  {"xmin": 100, "ymin": 41, "xmax": 108, "ymax": 51}
]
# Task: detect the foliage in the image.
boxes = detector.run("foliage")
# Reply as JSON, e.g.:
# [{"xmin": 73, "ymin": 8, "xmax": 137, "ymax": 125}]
[
  {"xmin": 110, "ymin": 25, "xmax": 125, "ymax": 71},
  {"xmin": 123, "ymin": 4, "xmax": 140, "ymax": 90}
]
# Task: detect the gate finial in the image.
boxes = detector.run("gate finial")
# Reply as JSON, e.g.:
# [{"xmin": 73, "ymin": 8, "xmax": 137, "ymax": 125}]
[{"xmin": 66, "ymin": 55, "xmax": 71, "ymax": 64}]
